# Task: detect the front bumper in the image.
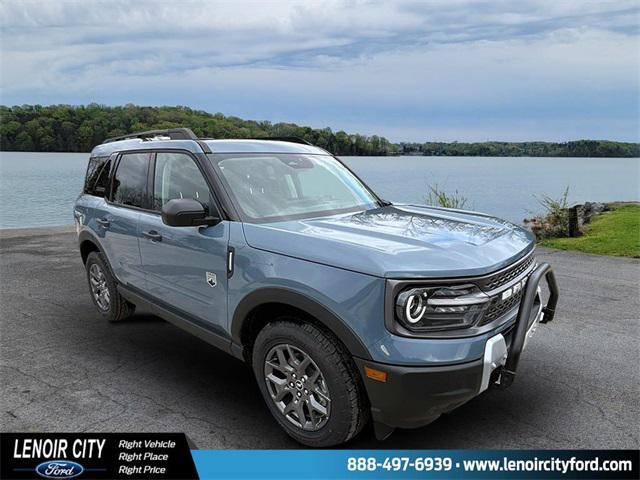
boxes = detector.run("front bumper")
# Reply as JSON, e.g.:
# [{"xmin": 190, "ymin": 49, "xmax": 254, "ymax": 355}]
[
  {"xmin": 357, "ymin": 263, "xmax": 559, "ymax": 436},
  {"xmin": 354, "ymin": 356, "xmax": 484, "ymax": 431}
]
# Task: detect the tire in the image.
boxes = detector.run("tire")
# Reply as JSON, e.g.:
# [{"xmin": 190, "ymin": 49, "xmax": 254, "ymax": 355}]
[
  {"xmin": 252, "ymin": 319, "xmax": 369, "ymax": 447},
  {"xmin": 85, "ymin": 251, "xmax": 134, "ymax": 322}
]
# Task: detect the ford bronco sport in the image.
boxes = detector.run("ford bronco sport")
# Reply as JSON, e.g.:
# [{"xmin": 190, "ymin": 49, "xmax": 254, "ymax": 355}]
[{"xmin": 74, "ymin": 128, "xmax": 559, "ymax": 447}]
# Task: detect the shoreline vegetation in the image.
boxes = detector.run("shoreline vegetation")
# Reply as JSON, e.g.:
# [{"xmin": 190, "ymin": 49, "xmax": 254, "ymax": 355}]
[
  {"xmin": 539, "ymin": 203, "xmax": 640, "ymax": 258},
  {"xmin": 2, "ymin": 104, "xmax": 639, "ymax": 157}
]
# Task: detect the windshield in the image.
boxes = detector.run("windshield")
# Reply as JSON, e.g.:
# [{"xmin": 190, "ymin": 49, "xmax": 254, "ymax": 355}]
[{"xmin": 211, "ymin": 154, "xmax": 380, "ymax": 222}]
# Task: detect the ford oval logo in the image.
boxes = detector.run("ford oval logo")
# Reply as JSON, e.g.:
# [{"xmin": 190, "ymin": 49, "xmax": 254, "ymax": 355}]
[{"xmin": 35, "ymin": 460, "xmax": 84, "ymax": 479}]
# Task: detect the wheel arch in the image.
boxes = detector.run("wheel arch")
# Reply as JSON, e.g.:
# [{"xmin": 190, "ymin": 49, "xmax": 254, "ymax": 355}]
[
  {"xmin": 231, "ymin": 288, "xmax": 372, "ymax": 362},
  {"xmin": 78, "ymin": 231, "xmax": 118, "ymax": 283},
  {"xmin": 78, "ymin": 230, "xmax": 106, "ymax": 265}
]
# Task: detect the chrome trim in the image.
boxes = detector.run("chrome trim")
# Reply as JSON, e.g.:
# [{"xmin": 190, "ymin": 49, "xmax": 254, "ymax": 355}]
[
  {"xmin": 479, "ymin": 333, "xmax": 508, "ymax": 393},
  {"xmin": 427, "ymin": 293, "xmax": 490, "ymax": 306}
]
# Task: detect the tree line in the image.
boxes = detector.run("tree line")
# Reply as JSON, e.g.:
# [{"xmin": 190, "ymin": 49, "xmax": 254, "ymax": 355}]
[
  {"xmin": 0, "ymin": 104, "xmax": 395, "ymax": 156},
  {"xmin": 397, "ymin": 140, "xmax": 640, "ymax": 158},
  {"xmin": 1, "ymin": 104, "xmax": 638, "ymax": 157}
]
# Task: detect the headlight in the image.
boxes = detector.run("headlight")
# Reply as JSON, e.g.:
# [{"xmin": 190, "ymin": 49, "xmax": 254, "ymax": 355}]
[{"xmin": 395, "ymin": 284, "xmax": 490, "ymax": 331}]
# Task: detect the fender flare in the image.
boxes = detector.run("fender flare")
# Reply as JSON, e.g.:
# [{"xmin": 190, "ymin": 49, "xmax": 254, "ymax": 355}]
[
  {"xmin": 230, "ymin": 287, "xmax": 372, "ymax": 360},
  {"xmin": 78, "ymin": 229, "xmax": 118, "ymax": 279},
  {"xmin": 78, "ymin": 229, "xmax": 106, "ymax": 259}
]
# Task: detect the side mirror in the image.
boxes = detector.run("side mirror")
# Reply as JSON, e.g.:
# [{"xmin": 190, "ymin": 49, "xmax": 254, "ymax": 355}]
[{"xmin": 161, "ymin": 198, "xmax": 220, "ymax": 227}]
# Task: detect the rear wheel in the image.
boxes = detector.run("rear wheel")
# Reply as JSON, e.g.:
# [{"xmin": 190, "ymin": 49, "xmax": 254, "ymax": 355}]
[
  {"xmin": 252, "ymin": 320, "xmax": 369, "ymax": 447},
  {"xmin": 85, "ymin": 251, "xmax": 134, "ymax": 322}
]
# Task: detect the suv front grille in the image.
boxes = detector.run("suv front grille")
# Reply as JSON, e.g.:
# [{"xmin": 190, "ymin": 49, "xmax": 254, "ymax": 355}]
[
  {"xmin": 479, "ymin": 289, "xmax": 523, "ymax": 325},
  {"xmin": 481, "ymin": 253, "xmax": 535, "ymax": 291}
]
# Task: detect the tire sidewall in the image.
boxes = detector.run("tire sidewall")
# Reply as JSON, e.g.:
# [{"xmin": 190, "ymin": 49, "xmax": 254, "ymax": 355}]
[{"xmin": 252, "ymin": 321, "xmax": 359, "ymax": 446}]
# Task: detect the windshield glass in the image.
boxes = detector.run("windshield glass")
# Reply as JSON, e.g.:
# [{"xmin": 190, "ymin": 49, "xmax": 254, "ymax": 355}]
[{"xmin": 211, "ymin": 154, "xmax": 380, "ymax": 222}]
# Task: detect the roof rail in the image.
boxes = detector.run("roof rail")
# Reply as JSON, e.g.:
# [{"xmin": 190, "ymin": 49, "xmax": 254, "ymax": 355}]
[
  {"xmin": 103, "ymin": 128, "xmax": 198, "ymax": 144},
  {"xmin": 251, "ymin": 136, "xmax": 313, "ymax": 146}
]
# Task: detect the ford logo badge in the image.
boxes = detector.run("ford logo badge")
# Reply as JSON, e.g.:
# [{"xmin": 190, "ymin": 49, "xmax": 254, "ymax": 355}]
[{"xmin": 35, "ymin": 460, "xmax": 84, "ymax": 479}]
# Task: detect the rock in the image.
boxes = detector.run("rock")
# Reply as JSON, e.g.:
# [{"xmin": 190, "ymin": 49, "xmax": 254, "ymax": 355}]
[{"xmin": 574, "ymin": 202, "xmax": 608, "ymax": 227}]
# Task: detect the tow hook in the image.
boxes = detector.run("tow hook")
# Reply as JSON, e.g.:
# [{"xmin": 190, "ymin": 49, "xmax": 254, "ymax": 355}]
[{"xmin": 491, "ymin": 366, "xmax": 516, "ymax": 389}]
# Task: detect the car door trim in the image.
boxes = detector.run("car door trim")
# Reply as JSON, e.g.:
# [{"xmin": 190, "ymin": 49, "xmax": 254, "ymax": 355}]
[{"xmin": 117, "ymin": 283, "xmax": 239, "ymax": 360}]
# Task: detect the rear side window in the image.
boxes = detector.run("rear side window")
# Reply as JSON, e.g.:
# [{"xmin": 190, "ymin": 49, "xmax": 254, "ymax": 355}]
[
  {"xmin": 84, "ymin": 156, "xmax": 110, "ymax": 196},
  {"xmin": 111, "ymin": 153, "xmax": 149, "ymax": 208}
]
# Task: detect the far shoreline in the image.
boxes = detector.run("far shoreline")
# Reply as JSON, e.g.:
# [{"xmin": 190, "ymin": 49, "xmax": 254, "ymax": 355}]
[{"xmin": 1, "ymin": 150, "xmax": 639, "ymax": 159}]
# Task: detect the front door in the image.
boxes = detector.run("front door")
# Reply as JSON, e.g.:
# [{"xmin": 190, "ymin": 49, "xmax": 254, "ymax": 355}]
[{"xmin": 138, "ymin": 151, "xmax": 229, "ymax": 334}]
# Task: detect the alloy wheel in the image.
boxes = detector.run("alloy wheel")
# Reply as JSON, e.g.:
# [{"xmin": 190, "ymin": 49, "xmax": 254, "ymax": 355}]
[
  {"xmin": 264, "ymin": 343, "xmax": 331, "ymax": 431},
  {"xmin": 89, "ymin": 263, "xmax": 110, "ymax": 311}
]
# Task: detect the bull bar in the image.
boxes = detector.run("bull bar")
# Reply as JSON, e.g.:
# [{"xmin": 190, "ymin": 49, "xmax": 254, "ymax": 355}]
[{"xmin": 496, "ymin": 262, "xmax": 559, "ymax": 389}]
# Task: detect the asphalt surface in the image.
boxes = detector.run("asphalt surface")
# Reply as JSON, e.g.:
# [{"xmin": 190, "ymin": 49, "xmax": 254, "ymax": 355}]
[{"xmin": 1, "ymin": 228, "xmax": 638, "ymax": 449}]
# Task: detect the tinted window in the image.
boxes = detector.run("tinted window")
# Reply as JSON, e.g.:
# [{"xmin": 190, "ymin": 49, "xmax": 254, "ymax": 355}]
[
  {"xmin": 84, "ymin": 156, "xmax": 109, "ymax": 195},
  {"xmin": 153, "ymin": 152, "xmax": 213, "ymax": 213},
  {"xmin": 111, "ymin": 153, "xmax": 149, "ymax": 208}
]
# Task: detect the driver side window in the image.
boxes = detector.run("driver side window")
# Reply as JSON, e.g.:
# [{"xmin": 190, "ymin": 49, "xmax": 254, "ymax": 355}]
[{"xmin": 153, "ymin": 152, "xmax": 213, "ymax": 214}]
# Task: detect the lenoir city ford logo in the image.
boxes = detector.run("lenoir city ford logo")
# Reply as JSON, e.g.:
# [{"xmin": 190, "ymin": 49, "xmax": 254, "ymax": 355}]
[
  {"xmin": 12, "ymin": 437, "xmax": 105, "ymax": 479},
  {"xmin": 35, "ymin": 460, "xmax": 84, "ymax": 479}
]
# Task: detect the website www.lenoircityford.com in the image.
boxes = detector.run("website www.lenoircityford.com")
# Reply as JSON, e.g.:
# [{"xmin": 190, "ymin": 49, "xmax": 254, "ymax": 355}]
[{"xmin": 462, "ymin": 456, "xmax": 634, "ymax": 474}]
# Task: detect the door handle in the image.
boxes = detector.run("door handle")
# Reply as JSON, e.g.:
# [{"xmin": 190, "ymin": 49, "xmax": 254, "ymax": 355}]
[
  {"xmin": 96, "ymin": 218, "xmax": 110, "ymax": 227},
  {"xmin": 142, "ymin": 230, "xmax": 163, "ymax": 242}
]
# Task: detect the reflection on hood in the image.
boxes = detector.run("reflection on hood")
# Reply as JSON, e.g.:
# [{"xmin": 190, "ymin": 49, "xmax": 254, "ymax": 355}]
[
  {"xmin": 242, "ymin": 204, "xmax": 535, "ymax": 278},
  {"xmin": 329, "ymin": 207, "xmax": 514, "ymax": 246}
]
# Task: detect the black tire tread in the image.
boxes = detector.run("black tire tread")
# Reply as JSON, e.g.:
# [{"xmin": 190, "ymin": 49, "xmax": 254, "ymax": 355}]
[{"xmin": 253, "ymin": 319, "xmax": 369, "ymax": 446}]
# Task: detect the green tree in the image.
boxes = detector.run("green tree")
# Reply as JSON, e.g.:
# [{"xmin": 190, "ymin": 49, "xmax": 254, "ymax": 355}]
[{"xmin": 0, "ymin": 104, "xmax": 638, "ymax": 157}]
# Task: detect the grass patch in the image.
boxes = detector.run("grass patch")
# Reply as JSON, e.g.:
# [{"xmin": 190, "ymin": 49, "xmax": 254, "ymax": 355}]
[{"xmin": 539, "ymin": 204, "xmax": 640, "ymax": 258}]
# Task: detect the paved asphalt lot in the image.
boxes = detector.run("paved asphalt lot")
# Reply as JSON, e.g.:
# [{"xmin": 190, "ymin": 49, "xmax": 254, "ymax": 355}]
[{"xmin": 1, "ymin": 228, "xmax": 638, "ymax": 449}]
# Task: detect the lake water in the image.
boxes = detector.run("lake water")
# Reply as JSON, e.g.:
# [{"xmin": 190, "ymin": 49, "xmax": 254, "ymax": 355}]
[{"xmin": 0, "ymin": 151, "xmax": 638, "ymax": 228}]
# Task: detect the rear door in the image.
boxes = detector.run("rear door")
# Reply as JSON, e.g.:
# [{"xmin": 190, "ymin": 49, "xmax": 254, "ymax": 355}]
[
  {"xmin": 138, "ymin": 151, "xmax": 229, "ymax": 334},
  {"xmin": 100, "ymin": 152, "xmax": 149, "ymax": 289}
]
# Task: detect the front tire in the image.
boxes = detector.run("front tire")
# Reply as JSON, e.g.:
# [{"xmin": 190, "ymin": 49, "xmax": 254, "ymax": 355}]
[
  {"xmin": 252, "ymin": 320, "xmax": 369, "ymax": 447},
  {"xmin": 85, "ymin": 251, "xmax": 134, "ymax": 322}
]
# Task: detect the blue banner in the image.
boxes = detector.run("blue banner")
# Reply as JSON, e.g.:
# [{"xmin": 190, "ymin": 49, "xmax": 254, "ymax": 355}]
[{"xmin": 191, "ymin": 449, "xmax": 639, "ymax": 479}]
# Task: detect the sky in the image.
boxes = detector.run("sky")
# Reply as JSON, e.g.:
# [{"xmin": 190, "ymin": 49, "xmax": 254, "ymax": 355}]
[{"xmin": 1, "ymin": 0, "xmax": 639, "ymax": 142}]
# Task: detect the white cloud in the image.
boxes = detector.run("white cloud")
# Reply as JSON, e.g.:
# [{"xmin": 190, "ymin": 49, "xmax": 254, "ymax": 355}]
[{"xmin": 0, "ymin": 0, "xmax": 638, "ymax": 141}]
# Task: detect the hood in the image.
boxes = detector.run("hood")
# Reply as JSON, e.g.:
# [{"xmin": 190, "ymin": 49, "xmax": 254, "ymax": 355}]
[{"xmin": 242, "ymin": 204, "xmax": 535, "ymax": 279}]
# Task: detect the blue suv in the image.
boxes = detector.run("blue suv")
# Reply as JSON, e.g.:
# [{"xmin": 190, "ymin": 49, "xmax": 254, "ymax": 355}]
[{"xmin": 74, "ymin": 128, "xmax": 559, "ymax": 447}]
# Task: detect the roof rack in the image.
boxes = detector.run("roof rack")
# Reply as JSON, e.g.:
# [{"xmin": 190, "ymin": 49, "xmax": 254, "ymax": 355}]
[
  {"xmin": 250, "ymin": 136, "xmax": 313, "ymax": 146},
  {"xmin": 103, "ymin": 128, "xmax": 198, "ymax": 144}
]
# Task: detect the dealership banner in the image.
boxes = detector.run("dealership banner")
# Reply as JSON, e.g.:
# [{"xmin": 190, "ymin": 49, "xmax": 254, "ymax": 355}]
[
  {"xmin": 1, "ymin": 433, "xmax": 638, "ymax": 479},
  {"xmin": 1, "ymin": 433, "xmax": 198, "ymax": 479},
  {"xmin": 192, "ymin": 450, "xmax": 638, "ymax": 479}
]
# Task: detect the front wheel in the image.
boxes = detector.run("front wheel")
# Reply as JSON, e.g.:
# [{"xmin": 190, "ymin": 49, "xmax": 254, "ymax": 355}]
[{"xmin": 252, "ymin": 320, "xmax": 369, "ymax": 447}]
